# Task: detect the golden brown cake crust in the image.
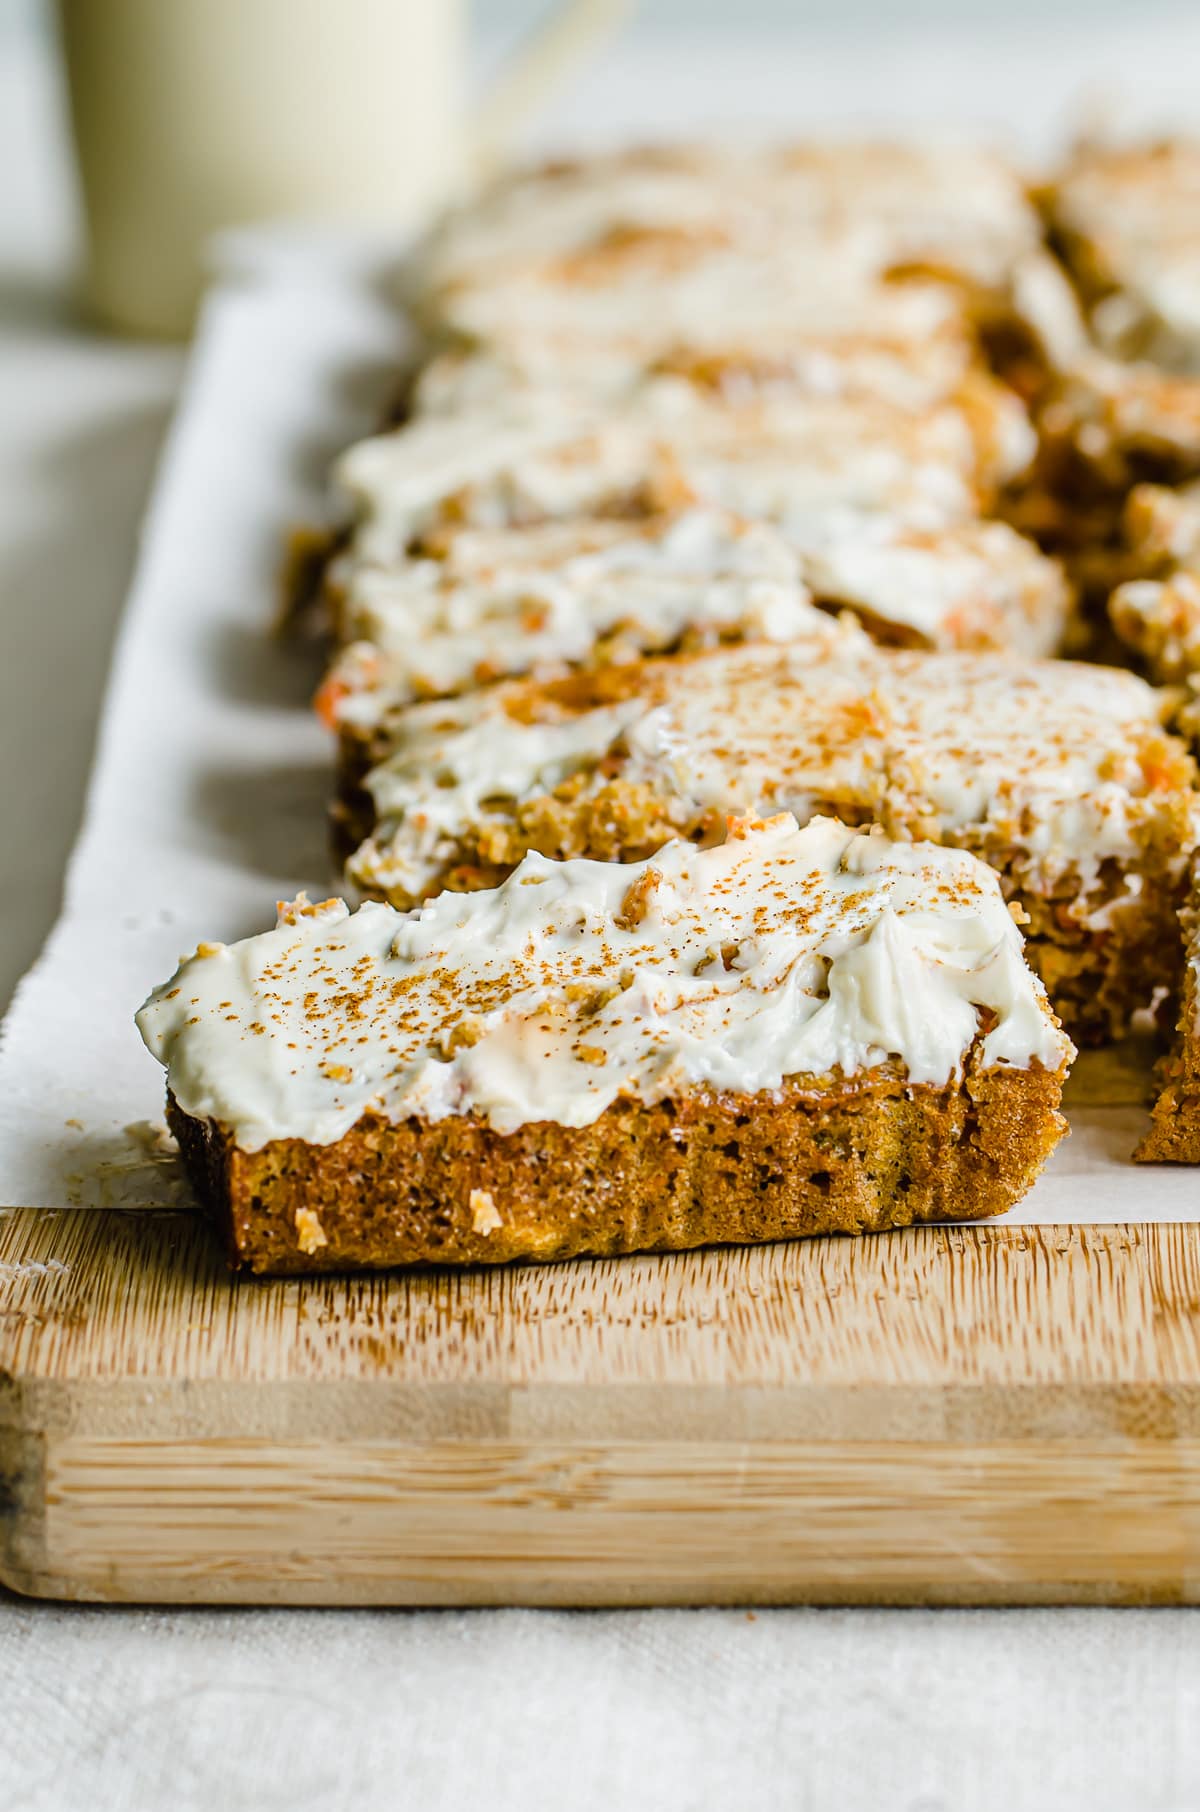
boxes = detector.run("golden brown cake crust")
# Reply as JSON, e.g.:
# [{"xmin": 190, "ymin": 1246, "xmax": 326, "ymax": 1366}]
[
  {"xmin": 166, "ymin": 1046, "xmax": 1067, "ymax": 1276},
  {"xmin": 1137, "ymin": 855, "xmax": 1200, "ymax": 1163},
  {"xmin": 1136, "ymin": 1073, "xmax": 1200, "ymax": 1164}
]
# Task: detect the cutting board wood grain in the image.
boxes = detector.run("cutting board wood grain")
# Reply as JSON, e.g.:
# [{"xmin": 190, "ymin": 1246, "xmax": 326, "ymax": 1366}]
[{"xmin": 5, "ymin": 1206, "xmax": 1200, "ymax": 1606}]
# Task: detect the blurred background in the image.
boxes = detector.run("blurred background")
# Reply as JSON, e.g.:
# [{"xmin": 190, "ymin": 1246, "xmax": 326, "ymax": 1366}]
[
  {"xmin": 480, "ymin": 0, "xmax": 1177, "ymax": 27},
  {"xmin": 4, "ymin": 0, "xmax": 1197, "ymax": 342}
]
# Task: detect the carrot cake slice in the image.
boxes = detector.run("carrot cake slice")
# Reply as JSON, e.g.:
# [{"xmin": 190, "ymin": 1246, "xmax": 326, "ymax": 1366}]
[
  {"xmin": 410, "ymin": 285, "xmax": 978, "ymax": 418},
  {"xmin": 1044, "ymin": 141, "xmax": 1200, "ymax": 371},
  {"xmin": 1108, "ymin": 482, "xmax": 1200, "ymax": 681},
  {"xmin": 1035, "ymin": 143, "xmax": 1200, "ymax": 529},
  {"xmin": 329, "ymin": 382, "xmax": 1058, "ymax": 665},
  {"xmin": 137, "ymin": 814, "xmax": 1073, "ymax": 1274},
  {"xmin": 412, "ymin": 283, "xmax": 1055, "ymax": 439},
  {"xmin": 424, "ymin": 229, "xmax": 1062, "ymax": 405},
  {"xmin": 319, "ymin": 506, "xmax": 1070, "ymax": 761},
  {"xmin": 326, "ymin": 509, "xmax": 820, "ymax": 659},
  {"xmin": 1138, "ymin": 853, "xmax": 1200, "ymax": 1163},
  {"xmin": 416, "ymin": 143, "xmax": 1057, "ymax": 371},
  {"xmin": 422, "ymin": 229, "xmax": 968, "ymax": 378},
  {"xmin": 334, "ymin": 383, "xmax": 1032, "ymax": 568},
  {"xmin": 343, "ymin": 639, "xmax": 1200, "ymax": 1041},
  {"xmin": 418, "ymin": 142, "xmax": 1045, "ymax": 305},
  {"xmin": 318, "ymin": 509, "xmax": 838, "ymax": 730},
  {"xmin": 1037, "ymin": 354, "xmax": 1200, "ymax": 516}
]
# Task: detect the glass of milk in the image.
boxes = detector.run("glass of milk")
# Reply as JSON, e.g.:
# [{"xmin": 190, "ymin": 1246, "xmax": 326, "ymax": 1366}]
[{"xmin": 55, "ymin": 0, "xmax": 626, "ymax": 337}]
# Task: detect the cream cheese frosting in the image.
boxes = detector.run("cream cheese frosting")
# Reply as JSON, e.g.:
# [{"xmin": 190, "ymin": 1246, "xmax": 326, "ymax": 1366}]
[
  {"xmin": 335, "ymin": 384, "xmax": 1026, "ymax": 568},
  {"xmin": 781, "ymin": 515, "xmax": 1068, "ymax": 655},
  {"xmin": 418, "ymin": 142, "xmax": 1042, "ymax": 311},
  {"xmin": 349, "ymin": 639, "xmax": 1198, "ymax": 911},
  {"xmin": 323, "ymin": 510, "xmax": 1068, "ymax": 735},
  {"xmin": 137, "ymin": 814, "xmax": 1072, "ymax": 1148},
  {"xmin": 411, "ymin": 286, "xmax": 975, "ymax": 416},
  {"xmin": 430, "ymin": 236, "xmax": 991, "ymax": 373},
  {"xmin": 325, "ymin": 509, "xmax": 832, "ymax": 707}
]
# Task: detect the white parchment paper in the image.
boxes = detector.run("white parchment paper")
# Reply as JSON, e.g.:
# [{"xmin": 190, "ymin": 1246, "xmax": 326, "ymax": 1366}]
[{"xmin": 0, "ymin": 245, "xmax": 1194, "ymax": 1221}]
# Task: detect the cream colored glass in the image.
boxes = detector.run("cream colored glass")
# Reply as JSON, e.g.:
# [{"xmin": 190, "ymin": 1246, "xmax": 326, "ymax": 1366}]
[{"xmin": 56, "ymin": 0, "xmax": 625, "ymax": 338}]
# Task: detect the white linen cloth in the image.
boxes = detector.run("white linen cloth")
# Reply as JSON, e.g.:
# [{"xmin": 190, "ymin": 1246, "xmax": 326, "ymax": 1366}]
[{"xmin": 3, "ymin": 1600, "xmax": 1200, "ymax": 1812}]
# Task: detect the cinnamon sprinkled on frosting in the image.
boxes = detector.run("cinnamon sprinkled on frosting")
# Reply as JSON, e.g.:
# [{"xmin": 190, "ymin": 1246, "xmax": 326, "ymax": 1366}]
[
  {"xmin": 351, "ymin": 638, "xmax": 1199, "ymax": 913},
  {"xmin": 137, "ymin": 815, "xmax": 1071, "ymax": 1148}
]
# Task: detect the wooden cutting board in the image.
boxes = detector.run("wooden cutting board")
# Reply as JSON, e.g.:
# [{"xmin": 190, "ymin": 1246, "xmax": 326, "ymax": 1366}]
[{"xmin": 5, "ymin": 1204, "xmax": 1200, "ymax": 1607}]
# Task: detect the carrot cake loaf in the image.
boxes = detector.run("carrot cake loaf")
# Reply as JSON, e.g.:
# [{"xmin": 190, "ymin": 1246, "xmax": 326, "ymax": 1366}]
[
  {"xmin": 136, "ymin": 814, "xmax": 1073, "ymax": 1273},
  {"xmin": 341, "ymin": 638, "xmax": 1200, "ymax": 1041},
  {"xmin": 1138, "ymin": 853, "xmax": 1200, "ymax": 1163}
]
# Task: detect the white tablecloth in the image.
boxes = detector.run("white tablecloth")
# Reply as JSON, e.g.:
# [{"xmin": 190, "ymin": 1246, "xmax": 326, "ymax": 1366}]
[{"xmin": 5, "ymin": 11, "xmax": 1200, "ymax": 1809}]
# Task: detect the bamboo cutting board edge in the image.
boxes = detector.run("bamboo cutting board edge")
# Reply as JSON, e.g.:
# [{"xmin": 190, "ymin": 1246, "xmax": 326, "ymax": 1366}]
[{"xmin": 6, "ymin": 1207, "xmax": 1200, "ymax": 1604}]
